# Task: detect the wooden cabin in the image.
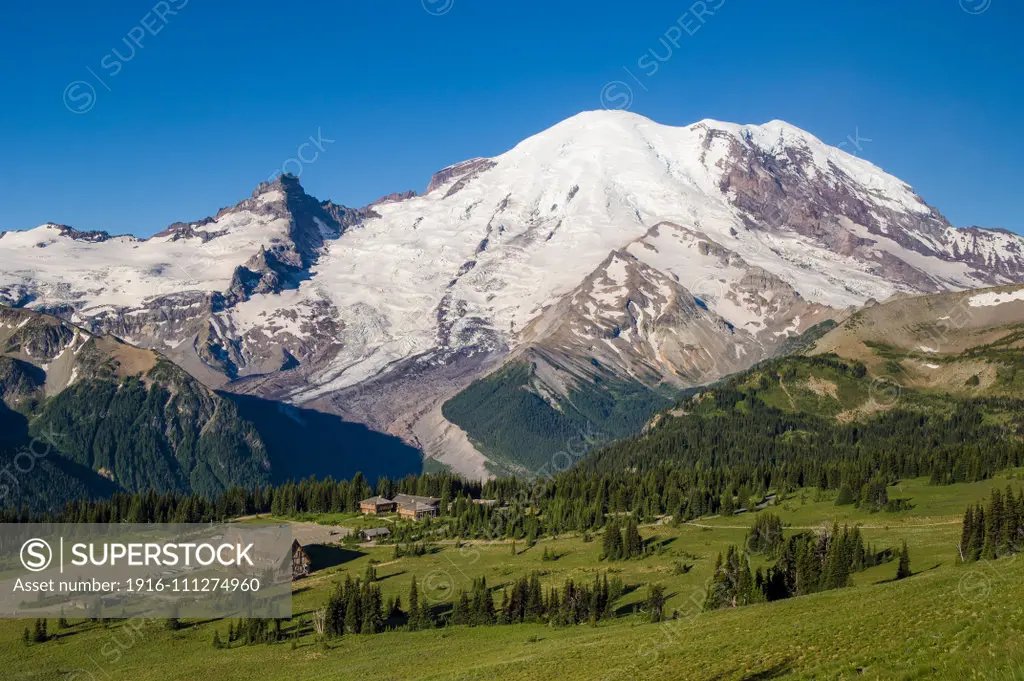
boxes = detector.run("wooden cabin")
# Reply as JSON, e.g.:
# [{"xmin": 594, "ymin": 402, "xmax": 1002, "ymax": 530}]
[
  {"xmin": 360, "ymin": 527, "xmax": 392, "ymax": 542},
  {"xmin": 359, "ymin": 496, "xmax": 398, "ymax": 515},
  {"xmin": 291, "ymin": 539, "xmax": 311, "ymax": 580}
]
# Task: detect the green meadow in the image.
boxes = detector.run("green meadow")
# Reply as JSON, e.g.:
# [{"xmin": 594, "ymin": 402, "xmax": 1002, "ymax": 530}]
[{"xmin": 3, "ymin": 472, "xmax": 1023, "ymax": 681}]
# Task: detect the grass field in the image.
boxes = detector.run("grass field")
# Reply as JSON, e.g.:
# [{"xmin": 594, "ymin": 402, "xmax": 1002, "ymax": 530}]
[{"xmin": 3, "ymin": 472, "xmax": 1023, "ymax": 680}]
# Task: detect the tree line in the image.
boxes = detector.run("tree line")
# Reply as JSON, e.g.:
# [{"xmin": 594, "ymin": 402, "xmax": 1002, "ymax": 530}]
[
  {"xmin": 704, "ymin": 522, "xmax": 894, "ymax": 610},
  {"xmin": 959, "ymin": 486, "xmax": 1024, "ymax": 562}
]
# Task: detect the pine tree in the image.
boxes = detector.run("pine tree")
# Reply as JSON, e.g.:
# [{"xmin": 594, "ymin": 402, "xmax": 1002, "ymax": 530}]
[
  {"xmin": 452, "ymin": 592, "xmax": 470, "ymax": 626},
  {"xmin": 602, "ymin": 518, "xmax": 623, "ymax": 560},
  {"xmin": 361, "ymin": 583, "xmax": 383, "ymax": 634},
  {"xmin": 623, "ymin": 518, "xmax": 644, "ymax": 558},
  {"xmin": 344, "ymin": 587, "xmax": 361, "ymax": 634},
  {"xmin": 32, "ymin": 619, "xmax": 47, "ymax": 643},
  {"xmin": 212, "ymin": 630, "xmax": 223, "ymax": 649},
  {"xmin": 983, "ymin": 489, "xmax": 1004, "ymax": 559},
  {"xmin": 408, "ymin": 576, "xmax": 420, "ymax": 630},
  {"xmin": 703, "ymin": 553, "xmax": 730, "ymax": 610},
  {"xmin": 645, "ymin": 583, "xmax": 666, "ymax": 623},
  {"xmin": 960, "ymin": 506, "xmax": 975, "ymax": 562},
  {"xmin": 419, "ymin": 597, "xmax": 432, "ymax": 629},
  {"xmin": 896, "ymin": 540, "xmax": 911, "ymax": 580},
  {"xmin": 970, "ymin": 507, "xmax": 985, "ymax": 560},
  {"xmin": 500, "ymin": 589, "xmax": 511, "ymax": 625},
  {"xmin": 1003, "ymin": 485, "xmax": 1019, "ymax": 553}
]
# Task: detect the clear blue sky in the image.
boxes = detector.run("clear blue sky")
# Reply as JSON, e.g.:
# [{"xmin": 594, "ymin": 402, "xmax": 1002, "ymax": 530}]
[{"xmin": 0, "ymin": 0, "xmax": 1020, "ymax": 236}]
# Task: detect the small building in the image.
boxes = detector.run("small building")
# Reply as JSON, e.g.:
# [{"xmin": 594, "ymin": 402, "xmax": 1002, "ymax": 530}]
[
  {"xmin": 393, "ymin": 494, "xmax": 441, "ymax": 520},
  {"xmin": 399, "ymin": 501, "xmax": 439, "ymax": 521},
  {"xmin": 360, "ymin": 527, "xmax": 392, "ymax": 542},
  {"xmin": 291, "ymin": 540, "xmax": 311, "ymax": 580},
  {"xmin": 392, "ymin": 493, "xmax": 441, "ymax": 509},
  {"xmin": 359, "ymin": 496, "xmax": 398, "ymax": 515}
]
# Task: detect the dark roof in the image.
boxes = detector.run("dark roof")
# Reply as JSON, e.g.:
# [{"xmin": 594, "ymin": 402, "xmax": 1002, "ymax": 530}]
[
  {"xmin": 361, "ymin": 527, "xmax": 392, "ymax": 538},
  {"xmin": 360, "ymin": 496, "xmax": 395, "ymax": 505},
  {"xmin": 393, "ymin": 494, "xmax": 440, "ymax": 508},
  {"xmin": 400, "ymin": 502, "xmax": 436, "ymax": 513}
]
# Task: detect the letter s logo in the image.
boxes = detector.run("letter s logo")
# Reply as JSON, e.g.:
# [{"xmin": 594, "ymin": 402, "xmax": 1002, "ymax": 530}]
[{"xmin": 21, "ymin": 538, "xmax": 53, "ymax": 572}]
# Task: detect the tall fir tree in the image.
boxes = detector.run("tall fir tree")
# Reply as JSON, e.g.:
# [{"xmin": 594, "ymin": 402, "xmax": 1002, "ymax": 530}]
[{"xmin": 896, "ymin": 540, "xmax": 911, "ymax": 580}]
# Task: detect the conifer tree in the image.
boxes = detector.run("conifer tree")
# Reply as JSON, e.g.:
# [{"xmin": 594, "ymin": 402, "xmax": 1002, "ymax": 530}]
[
  {"xmin": 602, "ymin": 518, "xmax": 623, "ymax": 560},
  {"xmin": 407, "ymin": 577, "xmax": 420, "ymax": 630},
  {"xmin": 960, "ymin": 506, "xmax": 975, "ymax": 562},
  {"xmin": 32, "ymin": 619, "xmax": 47, "ymax": 643},
  {"xmin": 969, "ymin": 507, "xmax": 986, "ymax": 560},
  {"xmin": 983, "ymin": 489, "xmax": 1004, "ymax": 559},
  {"xmin": 1003, "ymin": 485, "xmax": 1019, "ymax": 553},
  {"xmin": 623, "ymin": 517, "xmax": 644, "ymax": 558},
  {"xmin": 896, "ymin": 540, "xmax": 911, "ymax": 580},
  {"xmin": 418, "ymin": 596, "xmax": 432, "ymax": 629},
  {"xmin": 344, "ymin": 587, "xmax": 361, "ymax": 634}
]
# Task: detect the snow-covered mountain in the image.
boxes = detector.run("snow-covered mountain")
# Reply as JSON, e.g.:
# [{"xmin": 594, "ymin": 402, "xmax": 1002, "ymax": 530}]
[{"xmin": 2, "ymin": 111, "xmax": 1022, "ymax": 477}]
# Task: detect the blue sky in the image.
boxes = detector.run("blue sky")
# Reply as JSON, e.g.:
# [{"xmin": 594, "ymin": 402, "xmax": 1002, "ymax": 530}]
[{"xmin": 0, "ymin": 0, "xmax": 1020, "ymax": 236}]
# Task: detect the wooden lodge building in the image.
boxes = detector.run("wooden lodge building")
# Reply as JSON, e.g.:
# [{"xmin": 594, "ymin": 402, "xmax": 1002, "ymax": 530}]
[
  {"xmin": 398, "ymin": 501, "xmax": 438, "ymax": 521},
  {"xmin": 359, "ymin": 493, "xmax": 440, "ymax": 520},
  {"xmin": 359, "ymin": 496, "xmax": 397, "ymax": 515}
]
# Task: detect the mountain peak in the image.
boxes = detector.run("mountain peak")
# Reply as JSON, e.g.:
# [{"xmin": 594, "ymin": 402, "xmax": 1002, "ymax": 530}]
[
  {"xmin": 252, "ymin": 172, "xmax": 305, "ymax": 199},
  {"xmin": 3, "ymin": 111, "xmax": 1024, "ymax": 483}
]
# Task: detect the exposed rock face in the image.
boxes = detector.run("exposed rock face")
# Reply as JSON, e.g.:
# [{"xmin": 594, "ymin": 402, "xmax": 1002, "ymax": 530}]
[
  {"xmin": 1, "ymin": 111, "xmax": 1023, "ymax": 478},
  {"xmin": 426, "ymin": 159, "xmax": 497, "ymax": 196},
  {"xmin": 371, "ymin": 191, "xmax": 418, "ymax": 206}
]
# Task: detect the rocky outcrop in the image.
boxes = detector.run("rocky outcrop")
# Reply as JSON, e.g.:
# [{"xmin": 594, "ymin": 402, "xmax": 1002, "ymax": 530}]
[{"xmin": 426, "ymin": 158, "xmax": 497, "ymax": 196}]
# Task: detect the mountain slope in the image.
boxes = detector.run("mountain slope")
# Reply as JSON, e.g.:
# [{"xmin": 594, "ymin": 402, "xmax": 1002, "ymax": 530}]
[
  {"xmin": 0, "ymin": 307, "xmax": 423, "ymax": 509},
  {"xmin": 585, "ymin": 352, "xmax": 1024, "ymax": 488},
  {"xmin": 586, "ymin": 283, "xmax": 1024, "ymax": 481},
  {"xmin": 441, "ymin": 359, "xmax": 672, "ymax": 475},
  {"xmin": 2, "ymin": 111, "xmax": 1023, "ymax": 478},
  {"xmin": 808, "ymin": 283, "xmax": 1024, "ymax": 397},
  {"xmin": 0, "ymin": 306, "xmax": 271, "ymax": 505}
]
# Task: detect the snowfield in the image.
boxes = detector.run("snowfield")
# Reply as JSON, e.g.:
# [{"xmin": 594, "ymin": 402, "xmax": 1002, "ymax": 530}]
[
  {"xmin": 966, "ymin": 288, "xmax": 1024, "ymax": 308},
  {"xmin": 1, "ymin": 110, "xmax": 1023, "ymax": 409}
]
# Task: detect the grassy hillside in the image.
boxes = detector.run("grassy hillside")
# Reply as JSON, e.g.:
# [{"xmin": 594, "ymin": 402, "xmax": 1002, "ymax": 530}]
[
  {"xmin": 3, "ymin": 473, "xmax": 1022, "ymax": 680},
  {"xmin": 809, "ymin": 283, "xmax": 1024, "ymax": 397},
  {"xmin": 586, "ymin": 354, "xmax": 1024, "ymax": 490},
  {"xmin": 442, "ymin": 361, "xmax": 672, "ymax": 475}
]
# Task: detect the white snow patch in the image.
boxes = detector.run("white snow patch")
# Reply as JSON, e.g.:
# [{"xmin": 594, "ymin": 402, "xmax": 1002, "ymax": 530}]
[{"xmin": 966, "ymin": 289, "xmax": 1024, "ymax": 308}]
